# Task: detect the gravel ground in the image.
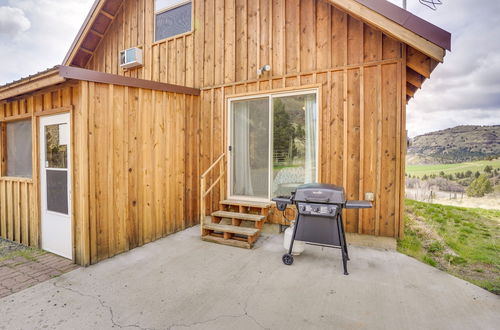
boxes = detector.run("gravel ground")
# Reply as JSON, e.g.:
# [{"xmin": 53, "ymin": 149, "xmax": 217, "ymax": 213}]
[{"xmin": 0, "ymin": 238, "xmax": 31, "ymax": 259}]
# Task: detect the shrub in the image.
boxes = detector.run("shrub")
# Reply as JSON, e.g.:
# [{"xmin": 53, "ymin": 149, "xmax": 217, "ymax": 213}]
[
  {"xmin": 423, "ymin": 255, "xmax": 438, "ymax": 267},
  {"xmin": 466, "ymin": 175, "xmax": 494, "ymax": 197},
  {"xmin": 428, "ymin": 241, "xmax": 444, "ymax": 253}
]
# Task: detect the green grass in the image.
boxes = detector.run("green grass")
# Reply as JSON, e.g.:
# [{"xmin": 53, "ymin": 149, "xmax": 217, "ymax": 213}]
[
  {"xmin": 398, "ymin": 200, "xmax": 500, "ymax": 294},
  {"xmin": 406, "ymin": 159, "xmax": 500, "ymax": 178},
  {"xmin": 273, "ymin": 164, "xmax": 302, "ymax": 171}
]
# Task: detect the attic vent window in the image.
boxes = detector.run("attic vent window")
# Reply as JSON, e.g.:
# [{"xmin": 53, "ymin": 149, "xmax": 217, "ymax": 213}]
[{"xmin": 155, "ymin": 0, "xmax": 192, "ymax": 42}]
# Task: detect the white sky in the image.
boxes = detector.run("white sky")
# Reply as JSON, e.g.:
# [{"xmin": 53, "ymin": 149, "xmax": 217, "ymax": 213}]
[{"xmin": 0, "ymin": 0, "xmax": 498, "ymax": 137}]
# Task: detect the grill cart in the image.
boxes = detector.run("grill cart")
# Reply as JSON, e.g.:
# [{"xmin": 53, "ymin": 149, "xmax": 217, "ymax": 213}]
[{"xmin": 272, "ymin": 183, "xmax": 372, "ymax": 275}]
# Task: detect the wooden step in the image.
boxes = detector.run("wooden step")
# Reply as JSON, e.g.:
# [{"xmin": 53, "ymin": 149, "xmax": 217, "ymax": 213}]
[
  {"xmin": 211, "ymin": 211, "xmax": 265, "ymax": 222},
  {"xmin": 201, "ymin": 235, "xmax": 251, "ymax": 249},
  {"xmin": 203, "ymin": 223, "xmax": 260, "ymax": 236},
  {"xmin": 220, "ymin": 200, "xmax": 272, "ymax": 209}
]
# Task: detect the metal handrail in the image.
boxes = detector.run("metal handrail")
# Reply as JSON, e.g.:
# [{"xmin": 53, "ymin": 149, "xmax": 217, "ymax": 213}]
[{"xmin": 200, "ymin": 152, "xmax": 226, "ymax": 235}]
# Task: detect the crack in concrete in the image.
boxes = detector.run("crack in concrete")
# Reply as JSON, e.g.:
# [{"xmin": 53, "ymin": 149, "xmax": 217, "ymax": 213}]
[
  {"xmin": 48, "ymin": 249, "xmax": 277, "ymax": 330},
  {"xmin": 166, "ymin": 313, "xmax": 246, "ymax": 330},
  {"xmin": 53, "ymin": 280, "xmax": 153, "ymax": 330},
  {"xmin": 166, "ymin": 269, "xmax": 271, "ymax": 330}
]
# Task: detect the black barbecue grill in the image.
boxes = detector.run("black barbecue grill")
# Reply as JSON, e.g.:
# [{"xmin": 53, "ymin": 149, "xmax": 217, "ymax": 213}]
[{"xmin": 273, "ymin": 183, "xmax": 372, "ymax": 275}]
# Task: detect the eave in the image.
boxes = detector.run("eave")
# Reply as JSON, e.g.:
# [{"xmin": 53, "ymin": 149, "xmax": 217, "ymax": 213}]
[
  {"xmin": 62, "ymin": 0, "xmax": 124, "ymax": 68},
  {"xmin": 0, "ymin": 67, "xmax": 200, "ymax": 102}
]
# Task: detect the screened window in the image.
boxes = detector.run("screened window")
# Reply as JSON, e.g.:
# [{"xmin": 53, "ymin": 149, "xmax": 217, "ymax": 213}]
[
  {"xmin": 3, "ymin": 120, "xmax": 32, "ymax": 178},
  {"xmin": 155, "ymin": 0, "xmax": 192, "ymax": 41}
]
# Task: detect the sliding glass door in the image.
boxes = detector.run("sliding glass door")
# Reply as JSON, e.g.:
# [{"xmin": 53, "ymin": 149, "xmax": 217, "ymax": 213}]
[
  {"xmin": 229, "ymin": 90, "xmax": 318, "ymax": 201},
  {"xmin": 230, "ymin": 98, "xmax": 270, "ymax": 199}
]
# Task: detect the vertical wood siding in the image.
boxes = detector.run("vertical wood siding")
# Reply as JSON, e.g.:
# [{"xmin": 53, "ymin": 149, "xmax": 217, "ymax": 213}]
[
  {"xmin": 0, "ymin": 84, "xmax": 79, "ymax": 248},
  {"xmin": 74, "ymin": 82, "xmax": 199, "ymax": 265},
  {"xmin": 86, "ymin": 1, "xmax": 403, "ymax": 87},
  {"xmin": 200, "ymin": 60, "xmax": 404, "ymax": 238},
  {"xmin": 0, "ymin": 179, "xmax": 35, "ymax": 246},
  {"xmin": 85, "ymin": 0, "xmax": 406, "ymax": 238}
]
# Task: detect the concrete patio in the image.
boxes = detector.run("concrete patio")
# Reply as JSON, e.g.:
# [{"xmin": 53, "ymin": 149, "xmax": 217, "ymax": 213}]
[{"xmin": 0, "ymin": 226, "xmax": 498, "ymax": 330}]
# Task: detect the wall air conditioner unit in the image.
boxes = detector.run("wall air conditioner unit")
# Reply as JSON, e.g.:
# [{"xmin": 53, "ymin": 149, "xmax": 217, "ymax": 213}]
[{"xmin": 119, "ymin": 47, "xmax": 143, "ymax": 69}]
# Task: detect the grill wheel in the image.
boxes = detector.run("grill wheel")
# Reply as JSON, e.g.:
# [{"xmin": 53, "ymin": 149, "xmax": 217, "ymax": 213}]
[{"xmin": 282, "ymin": 253, "xmax": 294, "ymax": 265}]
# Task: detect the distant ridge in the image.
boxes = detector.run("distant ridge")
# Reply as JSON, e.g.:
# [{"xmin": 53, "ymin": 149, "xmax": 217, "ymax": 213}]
[{"xmin": 407, "ymin": 125, "xmax": 500, "ymax": 165}]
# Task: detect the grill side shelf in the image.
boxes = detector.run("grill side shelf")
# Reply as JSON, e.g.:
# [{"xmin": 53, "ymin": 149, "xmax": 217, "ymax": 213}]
[{"xmin": 345, "ymin": 200, "xmax": 372, "ymax": 209}]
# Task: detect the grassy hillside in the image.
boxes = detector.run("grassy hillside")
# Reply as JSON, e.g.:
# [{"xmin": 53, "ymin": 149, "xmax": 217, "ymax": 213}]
[
  {"xmin": 408, "ymin": 125, "xmax": 500, "ymax": 164},
  {"xmin": 399, "ymin": 200, "xmax": 500, "ymax": 294},
  {"xmin": 406, "ymin": 159, "xmax": 500, "ymax": 178}
]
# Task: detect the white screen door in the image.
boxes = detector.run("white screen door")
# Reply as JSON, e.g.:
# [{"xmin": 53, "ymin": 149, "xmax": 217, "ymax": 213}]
[{"xmin": 40, "ymin": 113, "xmax": 72, "ymax": 259}]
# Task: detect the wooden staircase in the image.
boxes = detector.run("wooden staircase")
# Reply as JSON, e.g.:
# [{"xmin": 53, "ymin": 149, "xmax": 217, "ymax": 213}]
[{"xmin": 201, "ymin": 200, "xmax": 271, "ymax": 249}]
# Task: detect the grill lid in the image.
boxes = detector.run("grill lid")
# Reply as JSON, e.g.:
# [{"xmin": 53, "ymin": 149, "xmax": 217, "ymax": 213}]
[{"xmin": 293, "ymin": 183, "xmax": 345, "ymax": 204}]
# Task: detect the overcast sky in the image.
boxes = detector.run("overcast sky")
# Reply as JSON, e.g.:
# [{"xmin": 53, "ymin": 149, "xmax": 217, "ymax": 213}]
[{"xmin": 0, "ymin": 0, "xmax": 498, "ymax": 137}]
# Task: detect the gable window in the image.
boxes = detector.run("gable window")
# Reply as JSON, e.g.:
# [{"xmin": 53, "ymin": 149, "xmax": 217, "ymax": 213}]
[
  {"xmin": 155, "ymin": 0, "xmax": 192, "ymax": 42},
  {"xmin": 1, "ymin": 120, "xmax": 32, "ymax": 178}
]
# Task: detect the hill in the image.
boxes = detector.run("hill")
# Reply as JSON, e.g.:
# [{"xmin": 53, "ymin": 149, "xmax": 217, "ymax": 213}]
[
  {"xmin": 407, "ymin": 125, "xmax": 500, "ymax": 165},
  {"xmin": 400, "ymin": 200, "xmax": 500, "ymax": 294}
]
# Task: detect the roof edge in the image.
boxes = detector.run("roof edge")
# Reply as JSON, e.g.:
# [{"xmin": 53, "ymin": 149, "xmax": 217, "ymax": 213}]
[
  {"xmin": 355, "ymin": 0, "xmax": 451, "ymax": 51},
  {"xmin": 62, "ymin": 0, "xmax": 102, "ymax": 66},
  {"xmin": 328, "ymin": 0, "xmax": 448, "ymax": 61},
  {"xmin": 0, "ymin": 67, "xmax": 66, "ymax": 101},
  {"xmin": 1, "ymin": 66, "xmax": 201, "ymax": 101}
]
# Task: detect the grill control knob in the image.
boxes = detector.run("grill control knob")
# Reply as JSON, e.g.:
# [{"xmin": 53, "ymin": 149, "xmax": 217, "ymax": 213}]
[
  {"xmin": 329, "ymin": 208, "xmax": 334, "ymax": 214},
  {"xmin": 301, "ymin": 205, "xmax": 306, "ymax": 211},
  {"xmin": 314, "ymin": 207, "xmax": 320, "ymax": 212}
]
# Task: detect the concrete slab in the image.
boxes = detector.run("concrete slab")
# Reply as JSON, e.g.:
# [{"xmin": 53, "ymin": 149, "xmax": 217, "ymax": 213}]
[{"xmin": 0, "ymin": 226, "xmax": 498, "ymax": 330}]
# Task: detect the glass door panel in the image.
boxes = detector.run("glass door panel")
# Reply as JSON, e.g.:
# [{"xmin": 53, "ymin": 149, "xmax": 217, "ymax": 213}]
[
  {"xmin": 230, "ymin": 98, "xmax": 270, "ymax": 199},
  {"xmin": 272, "ymin": 93, "xmax": 317, "ymax": 197},
  {"xmin": 44, "ymin": 123, "xmax": 69, "ymax": 215}
]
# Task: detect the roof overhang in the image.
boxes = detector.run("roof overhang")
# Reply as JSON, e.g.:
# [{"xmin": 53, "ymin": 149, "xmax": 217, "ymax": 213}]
[
  {"xmin": 0, "ymin": 66, "xmax": 200, "ymax": 101},
  {"xmin": 63, "ymin": 0, "xmax": 124, "ymax": 67},
  {"xmin": 0, "ymin": 67, "xmax": 65, "ymax": 100},
  {"xmin": 328, "ymin": 0, "xmax": 450, "ymax": 62}
]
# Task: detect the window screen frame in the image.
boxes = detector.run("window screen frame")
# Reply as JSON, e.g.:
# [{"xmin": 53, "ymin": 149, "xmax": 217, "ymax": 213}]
[
  {"xmin": 0, "ymin": 118, "xmax": 34, "ymax": 179},
  {"xmin": 154, "ymin": 0, "xmax": 193, "ymax": 43}
]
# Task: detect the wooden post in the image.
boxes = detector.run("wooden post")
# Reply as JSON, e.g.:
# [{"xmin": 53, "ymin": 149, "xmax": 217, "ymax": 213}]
[
  {"xmin": 219, "ymin": 155, "xmax": 225, "ymax": 202},
  {"xmin": 200, "ymin": 176, "xmax": 205, "ymax": 235}
]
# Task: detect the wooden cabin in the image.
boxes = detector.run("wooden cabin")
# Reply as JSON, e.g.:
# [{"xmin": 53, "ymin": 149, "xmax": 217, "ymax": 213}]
[{"xmin": 0, "ymin": 0, "xmax": 450, "ymax": 265}]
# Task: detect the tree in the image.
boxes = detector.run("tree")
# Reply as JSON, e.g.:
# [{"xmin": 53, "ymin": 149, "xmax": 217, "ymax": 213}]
[
  {"xmin": 474, "ymin": 171, "xmax": 481, "ymax": 179},
  {"xmin": 422, "ymin": 174, "xmax": 429, "ymax": 180},
  {"xmin": 439, "ymin": 171, "xmax": 446, "ymax": 177},
  {"xmin": 465, "ymin": 170, "xmax": 473, "ymax": 178},
  {"xmin": 466, "ymin": 175, "xmax": 494, "ymax": 197},
  {"xmin": 273, "ymin": 99, "xmax": 298, "ymax": 163},
  {"xmin": 484, "ymin": 165, "xmax": 493, "ymax": 174}
]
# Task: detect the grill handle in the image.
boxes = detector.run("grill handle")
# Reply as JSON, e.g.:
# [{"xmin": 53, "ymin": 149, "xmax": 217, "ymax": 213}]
[
  {"xmin": 345, "ymin": 200, "xmax": 372, "ymax": 209},
  {"xmin": 272, "ymin": 196, "xmax": 293, "ymax": 211},
  {"xmin": 304, "ymin": 197, "xmax": 330, "ymax": 203}
]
